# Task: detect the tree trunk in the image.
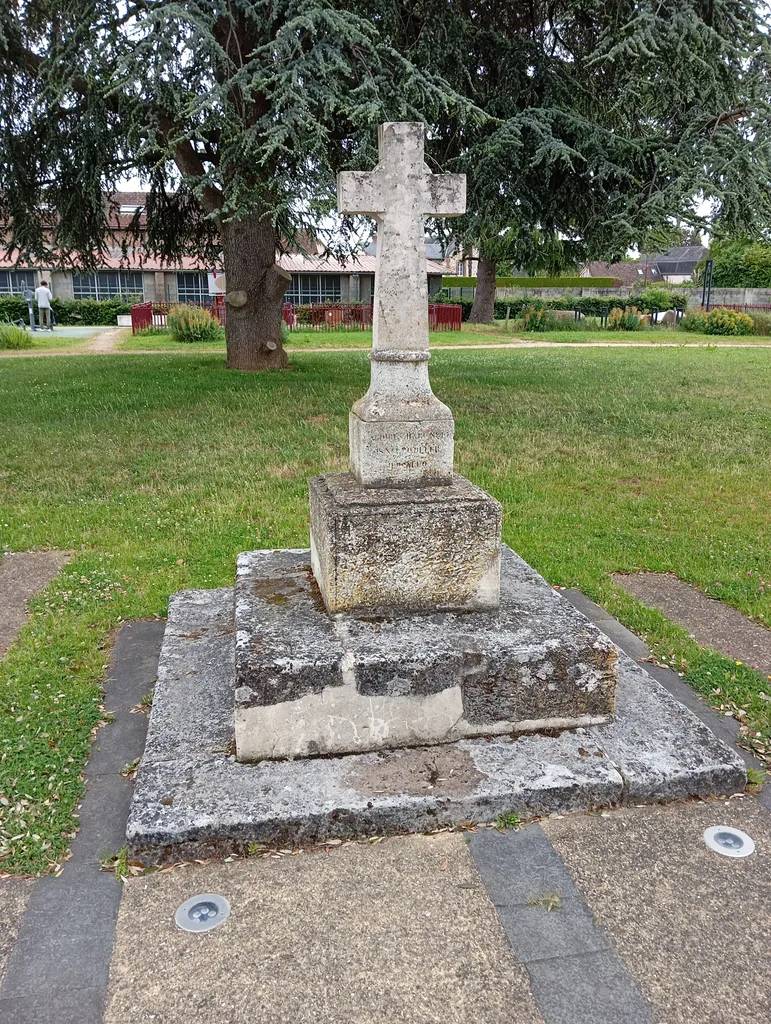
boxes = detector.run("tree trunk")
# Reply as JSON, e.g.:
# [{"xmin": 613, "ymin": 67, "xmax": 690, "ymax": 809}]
[
  {"xmin": 221, "ymin": 211, "xmax": 291, "ymax": 371},
  {"xmin": 468, "ymin": 256, "xmax": 497, "ymax": 323}
]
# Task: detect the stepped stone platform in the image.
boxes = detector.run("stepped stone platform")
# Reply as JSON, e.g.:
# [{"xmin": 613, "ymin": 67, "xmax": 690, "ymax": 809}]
[
  {"xmin": 234, "ymin": 546, "xmax": 618, "ymax": 760},
  {"xmin": 126, "ymin": 550, "xmax": 746, "ymax": 867}
]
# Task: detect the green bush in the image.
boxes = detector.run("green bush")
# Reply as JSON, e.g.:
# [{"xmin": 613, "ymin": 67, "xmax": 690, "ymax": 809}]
[
  {"xmin": 607, "ymin": 305, "xmax": 644, "ymax": 331},
  {"xmin": 167, "ymin": 304, "xmax": 223, "ymax": 343},
  {"xmin": 0, "ymin": 323, "xmax": 33, "ymax": 349},
  {"xmin": 709, "ymin": 239, "xmax": 771, "ymax": 287},
  {"xmin": 441, "ymin": 275, "xmax": 619, "ymax": 289},
  {"xmin": 0, "ymin": 296, "xmax": 135, "ymax": 326},
  {"xmin": 703, "ymin": 307, "xmax": 754, "ymax": 336},
  {"xmin": 680, "ymin": 312, "xmax": 708, "ymax": 333},
  {"xmin": 633, "ymin": 286, "xmax": 687, "ymax": 312}
]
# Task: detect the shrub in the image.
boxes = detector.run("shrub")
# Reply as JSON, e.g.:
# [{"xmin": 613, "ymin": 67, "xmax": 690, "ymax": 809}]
[
  {"xmin": 748, "ymin": 311, "xmax": 771, "ymax": 335},
  {"xmin": 607, "ymin": 305, "xmax": 644, "ymax": 331},
  {"xmin": 703, "ymin": 307, "xmax": 754, "ymax": 336},
  {"xmin": 0, "ymin": 323, "xmax": 33, "ymax": 349},
  {"xmin": 441, "ymin": 275, "xmax": 619, "ymax": 289},
  {"xmin": 522, "ymin": 306, "xmax": 550, "ymax": 331},
  {"xmin": 0, "ymin": 296, "xmax": 136, "ymax": 326},
  {"xmin": 680, "ymin": 312, "xmax": 708, "ymax": 333},
  {"xmin": 634, "ymin": 286, "xmax": 687, "ymax": 312},
  {"xmin": 167, "ymin": 304, "xmax": 223, "ymax": 343}
]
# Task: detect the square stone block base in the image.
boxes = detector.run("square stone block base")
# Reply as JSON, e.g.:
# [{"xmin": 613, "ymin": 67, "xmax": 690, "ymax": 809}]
[
  {"xmin": 309, "ymin": 472, "xmax": 502, "ymax": 615},
  {"xmin": 126, "ymin": 584, "xmax": 746, "ymax": 865},
  {"xmin": 234, "ymin": 545, "xmax": 619, "ymax": 761}
]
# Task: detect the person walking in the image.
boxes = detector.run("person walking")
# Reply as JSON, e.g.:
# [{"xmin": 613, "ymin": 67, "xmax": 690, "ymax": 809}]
[{"xmin": 35, "ymin": 280, "xmax": 53, "ymax": 330}]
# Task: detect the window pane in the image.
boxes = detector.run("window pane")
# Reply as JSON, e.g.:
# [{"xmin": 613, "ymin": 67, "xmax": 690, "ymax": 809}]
[
  {"xmin": 286, "ymin": 273, "xmax": 341, "ymax": 304},
  {"xmin": 176, "ymin": 272, "xmax": 207, "ymax": 303},
  {"xmin": 1, "ymin": 271, "xmax": 36, "ymax": 295},
  {"xmin": 73, "ymin": 273, "xmax": 98, "ymax": 299},
  {"xmin": 97, "ymin": 271, "xmax": 120, "ymax": 297}
]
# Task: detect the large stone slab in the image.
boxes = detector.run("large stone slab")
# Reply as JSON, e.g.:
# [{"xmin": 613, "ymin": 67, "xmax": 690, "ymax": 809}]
[
  {"xmin": 235, "ymin": 545, "xmax": 618, "ymax": 760},
  {"xmin": 310, "ymin": 472, "xmax": 502, "ymax": 615},
  {"xmin": 126, "ymin": 586, "xmax": 746, "ymax": 865}
]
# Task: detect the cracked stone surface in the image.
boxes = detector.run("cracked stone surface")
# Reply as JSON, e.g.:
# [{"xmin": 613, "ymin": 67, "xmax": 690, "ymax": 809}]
[
  {"xmin": 235, "ymin": 545, "xmax": 618, "ymax": 759},
  {"xmin": 127, "ymin": 585, "xmax": 745, "ymax": 865}
]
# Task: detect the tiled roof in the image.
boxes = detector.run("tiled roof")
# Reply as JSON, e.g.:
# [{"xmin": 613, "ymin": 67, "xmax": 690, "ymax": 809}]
[
  {"xmin": 0, "ymin": 248, "xmax": 447, "ymax": 275},
  {"xmin": 581, "ymin": 260, "xmax": 661, "ymax": 286}
]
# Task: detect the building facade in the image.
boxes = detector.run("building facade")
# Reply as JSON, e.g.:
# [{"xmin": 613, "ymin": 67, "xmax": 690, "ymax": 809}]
[{"xmin": 1, "ymin": 193, "xmax": 445, "ymax": 304}]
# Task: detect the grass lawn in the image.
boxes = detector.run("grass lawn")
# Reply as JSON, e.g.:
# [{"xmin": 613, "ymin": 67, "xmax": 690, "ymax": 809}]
[
  {"xmin": 1, "ymin": 347, "xmax": 770, "ymax": 873},
  {"xmin": 117, "ymin": 322, "xmax": 771, "ymax": 351}
]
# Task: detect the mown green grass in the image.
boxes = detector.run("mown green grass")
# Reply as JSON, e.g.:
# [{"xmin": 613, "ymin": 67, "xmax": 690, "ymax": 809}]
[
  {"xmin": 1, "ymin": 347, "xmax": 770, "ymax": 873},
  {"xmin": 117, "ymin": 324, "xmax": 771, "ymax": 352}
]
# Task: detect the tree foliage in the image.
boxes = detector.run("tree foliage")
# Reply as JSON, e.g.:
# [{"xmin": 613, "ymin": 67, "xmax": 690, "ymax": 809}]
[
  {"xmin": 2, "ymin": 2, "xmax": 770, "ymax": 341},
  {"xmin": 709, "ymin": 239, "xmax": 771, "ymax": 288},
  {"xmin": 398, "ymin": 1, "xmax": 771, "ymax": 318}
]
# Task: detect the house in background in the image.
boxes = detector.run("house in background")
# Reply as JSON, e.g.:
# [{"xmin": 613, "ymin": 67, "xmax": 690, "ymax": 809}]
[
  {"xmin": 581, "ymin": 245, "xmax": 709, "ymax": 286},
  {"xmin": 0, "ymin": 192, "xmax": 445, "ymax": 304}
]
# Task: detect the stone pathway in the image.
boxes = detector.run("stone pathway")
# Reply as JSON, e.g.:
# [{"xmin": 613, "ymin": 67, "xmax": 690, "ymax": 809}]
[
  {"xmin": 2, "ymin": 597, "xmax": 770, "ymax": 1023},
  {"xmin": 0, "ymin": 550, "xmax": 72, "ymax": 655},
  {"xmin": 0, "ymin": 621, "xmax": 163, "ymax": 1024},
  {"xmin": 613, "ymin": 572, "xmax": 771, "ymax": 678}
]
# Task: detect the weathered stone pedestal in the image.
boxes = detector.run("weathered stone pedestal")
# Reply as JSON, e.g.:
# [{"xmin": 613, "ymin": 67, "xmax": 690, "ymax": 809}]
[
  {"xmin": 234, "ymin": 546, "xmax": 617, "ymax": 761},
  {"xmin": 309, "ymin": 473, "xmax": 502, "ymax": 615},
  {"xmin": 126, "ymin": 572, "xmax": 746, "ymax": 866}
]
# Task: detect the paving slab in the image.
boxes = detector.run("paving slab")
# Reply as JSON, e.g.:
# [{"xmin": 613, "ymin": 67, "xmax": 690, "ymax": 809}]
[
  {"xmin": 613, "ymin": 571, "xmax": 771, "ymax": 676},
  {"xmin": 542, "ymin": 798, "xmax": 771, "ymax": 1024},
  {"xmin": 0, "ymin": 880, "xmax": 34, "ymax": 986},
  {"xmin": 104, "ymin": 832, "xmax": 546, "ymax": 1024},
  {"xmin": 0, "ymin": 550, "xmax": 71, "ymax": 654}
]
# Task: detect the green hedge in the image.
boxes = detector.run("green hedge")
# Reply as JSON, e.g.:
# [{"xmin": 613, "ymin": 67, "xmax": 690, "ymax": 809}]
[
  {"xmin": 441, "ymin": 276, "xmax": 619, "ymax": 289},
  {"xmin": 433, "ymin": 293, "xmax": 686, "ymax": 321},
  {"xmin": 0, "ymin": 296, "xmax": 134, "ymax": 326}
]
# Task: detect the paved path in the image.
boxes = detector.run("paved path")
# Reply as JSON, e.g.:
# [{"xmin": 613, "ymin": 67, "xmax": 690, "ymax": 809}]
[
  {"xmin": 85, "ymin": 327, "xmax": 127, "ymax": 353},
  {"xmin": 0, "ymin": 550, "xmax": 72, "ymax": 655},
  {"xmin": 3, "ymin": 338, "xmax": 771, "ymax": 358},
  {"xmin": 2, "ymin": 591, "xmax": 769, "ymax": 1023},
  {"xmin": 613, "ymin": 572, "xmax": 771, "ymax": 678}
]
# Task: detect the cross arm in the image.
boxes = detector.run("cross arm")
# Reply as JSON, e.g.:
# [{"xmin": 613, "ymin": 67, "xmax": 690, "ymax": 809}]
[
  {"xmin": 424, "ymin": 173, "xmax": 466, "ymax": 218},
  {"xmin": 337, "ymin": 170, "xmax": 386, "ymax": 217}
]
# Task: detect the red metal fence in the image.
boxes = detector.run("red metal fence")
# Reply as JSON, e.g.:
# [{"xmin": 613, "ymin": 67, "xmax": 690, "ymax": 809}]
[
  {"xmin": 308, "ymin": 302, "xmax": 462, "ymax": 331},
  {"xmin": 710, "ymin": 303, "xmax": 771, "ymax": 313},
  {"xmin": 429, "ymin": 302, "xmax": 462, "ymax": 331},
  {"xmin": 132, "ymin": 299, "xmax": 464, "ymax": 334},
  {"xmin": 310, "ymin": 303, "xmax": 373, "ymax": 330},
  {"xmin": 131, "ymin": 299, "xmax": 227, "ymax": 333}
]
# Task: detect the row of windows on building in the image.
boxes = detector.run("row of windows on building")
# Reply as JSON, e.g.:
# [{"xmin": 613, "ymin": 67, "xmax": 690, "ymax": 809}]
[{"xmin": 0, "ymin": 270, "xmax": 347, "ymax": 304}]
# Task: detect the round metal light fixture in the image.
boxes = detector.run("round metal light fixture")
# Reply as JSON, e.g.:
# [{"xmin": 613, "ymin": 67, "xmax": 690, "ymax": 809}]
[
  {"xmin": 703, "ymin": 826, "xmax": 755, "ymax": 858},
  {"xmin": 175, "ymin": 893, "xmax": 231, "ymax": 933}
]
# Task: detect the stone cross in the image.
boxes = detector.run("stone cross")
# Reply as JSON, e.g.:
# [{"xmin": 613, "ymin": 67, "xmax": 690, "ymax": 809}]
[{"xmin": 338, "ymin": 123, "xmax": 466, "ymax": 488}]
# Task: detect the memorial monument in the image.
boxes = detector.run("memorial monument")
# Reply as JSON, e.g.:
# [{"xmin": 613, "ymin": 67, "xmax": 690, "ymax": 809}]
[
  {"xmin": 233, "ymin": 122, "xmax": 618, "ymax": 761},
  {"xmin": 127, "ymin": 123, "xmax": 745, "ymax": 866}
]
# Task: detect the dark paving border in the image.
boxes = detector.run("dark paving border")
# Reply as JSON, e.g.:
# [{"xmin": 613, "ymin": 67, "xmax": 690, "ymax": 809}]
[
  {"xmin": 468, "ymin": 825, "xmax": 654, "ymax": 1024},
  {"xmin": 0, "ymin": 620, "xmax": 164, "ymax": 1024}
]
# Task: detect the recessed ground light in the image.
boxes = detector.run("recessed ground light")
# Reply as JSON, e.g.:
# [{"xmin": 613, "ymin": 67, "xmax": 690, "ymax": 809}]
[
  {"xmin": 175, "ymin": 894, "xmax": 231, "ymax": 932},
  {"xmin": 703, "ymin": 826, "xmax": 755, "ymax": 858}
]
